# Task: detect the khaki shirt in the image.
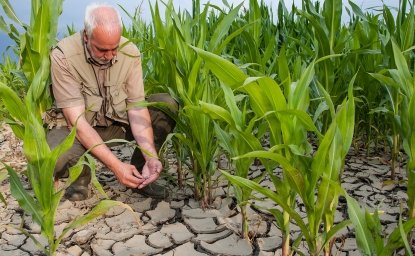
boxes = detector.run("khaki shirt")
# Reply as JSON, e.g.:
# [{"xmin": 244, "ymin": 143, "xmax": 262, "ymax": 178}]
[{"xmin": 50, "ymin": 32, "xmax": 145, "ymax": 127}]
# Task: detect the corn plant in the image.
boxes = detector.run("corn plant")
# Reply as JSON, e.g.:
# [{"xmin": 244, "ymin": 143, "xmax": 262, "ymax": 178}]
[
  {"xmin": 345, "ymin": 193, "xmax": 415, "ymax": 255},
  {"xmin": 0, "ymin": 0, "xmax": 63, "ymax": 135},
  {"xmin": 193, "ymin": 83, "xmax": 264, "ymax": 239},
  {"xmin": 376, "ymin": 0, "xmax": 415, "ymax": 179},
  {"xmin": 342, "ymin": 2, "xmax": 386, "ymax": 154},
  {"xmin": 0, "ymin": 81, "xmax": 137, "ymax": 255},
  {"xmin": 220, "ymin": 80, "xmax": 355, "ymax": 255},
  {"xmin": 371, "ymin": 42, "xmax": 415, "ymax": 223}
]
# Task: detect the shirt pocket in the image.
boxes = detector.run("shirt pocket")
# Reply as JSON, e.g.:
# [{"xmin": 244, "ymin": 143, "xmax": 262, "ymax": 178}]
[
  {"xmin": 110, "ymin": 85, "xmax": 128, "ymax": 120},
  {"xmin": 85, "ymin": 94, "xmax": 103, "ymax": 112},
  {"xmin": 81, "ymin": 81, "xmax": 100, "ymax": 97},
  {"xmin": 82, "ymin": 82, "xmax": 102, "ymax": 125}
]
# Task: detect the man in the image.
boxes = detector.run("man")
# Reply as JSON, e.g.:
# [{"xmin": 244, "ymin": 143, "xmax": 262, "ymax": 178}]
[{"xmin": 46, "ymin": 3, "xmax": 177, "ymax": 201}]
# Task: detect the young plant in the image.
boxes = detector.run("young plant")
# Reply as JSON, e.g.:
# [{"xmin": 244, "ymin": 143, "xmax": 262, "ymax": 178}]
[
  {"xmin": 0, "ymin": 82, "xmax": 137, "ymax": 255},
  {"xmin": 345, "ymin": 193, "xmax": 415, "ymax": 255},
  {"xmin": 194, "ymin": 84, "xmax": 264, "ymax": 239},
  {"xmin": 371, "ymin": 41, "xmax": 415, "ymax": 223},
  {"xmin": 222, "ymin": 81, "xmax": 355, "ymax": 255}
]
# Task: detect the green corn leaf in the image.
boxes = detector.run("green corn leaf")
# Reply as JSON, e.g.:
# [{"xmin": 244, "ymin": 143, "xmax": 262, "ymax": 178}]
[
  {"xmin": 267, "ymin": 208, "xmax": 284, "ymax": 231},
  {"xmin": 240, "ymin": 76, "xmax": 286, "ymax": 115},
  {"xmin": 63, "ymin": 160, "xmax": 84, "ymax": 191},
  {"xmin": 214, "ymin": 123, "xmax": 234, "ymax": 156},
  {"xmin": 0, "ymin": 0, "xmax": 22, "ymax": 25},
  {"xmin": 391, "ymin": 41, "xmax": 413, "ymax": 95},
  {"xmin": 399, "ymin": 214, "xmax": 414, "ymax": 256},
  {"xmin": 348, "ymin": 0, "xmax": 367, "ymax": 21},
  {"xmin": 322, "ymin": 0, "xmax": 342, "ymax": 49},
  {"xmin": 248, "ymin": 0, "xmax": 261, "ymax": 45},
  {"xmin": 369, "ymin": 73, "xmax": 399, "ymax": 89},
  {"xmin": 23, "ymin": 112, "xmax": 52, "ymax": 209},
  {"xmin": 221, "ymin": 170, "xmax": 313, "ymax": 246},
  {"xmin": 289, "ymin": 61, "xmax": 314, "ymax": 110},
  {"xmin": 384, "ymin": 217, "xmax": 415, "ymax": 254},
  {"xmin": 337, "ymin": 77, "xmax": 355, "ymax": 156},
  {"xmin": 221, "ymin": 84, "xmax": 243, "ymax": 129},
  {"xmin": 188, "ymin": 58, "xmax": 204, "ymax": 99},
  {"xmin": 215, "ymin": 23, "xmax": 253, "ymax": 55},
  {"xmin": 278, "ymin": 45, "xmax": 291, "ymax": 93},
  {"xmin": 297, "ymin": 10, "xmax": 330, "ymax": 58},
  {"xmin": 313, "ymin": 101, "xmax": 329, "ymax": 124},
  {"xmin": 57, "ymin": 200, "xmax": 139, "ymax": 243},
  {"xmin": 0, "ymin": 15, "xmax": 9, "ymax": 33},
  {"xmin": 27, "ymin": 56, "xmax": 50, "ymax": 109},
  {"xmin": 234, "ymin": 151, "xmax": 307, "ymax": 201},
  {"xmin": 5, "ymin": 164, "xmax": 43, "ymax": 226},
  {"xmin": 0, "ymin": 82, "xmax": 28, "ymax": 124},
  {"xmin": 32, "ymin": 4, "xmax": 50, "ymax": 53},
  {"xmin": 86, "ymin": 154, "xmax": 108, "ymax": 198},
  {"xmin": 310, "ymin": 117, "xmax": 337, "ymax": 190},
  {"xmin": 208, "ymin": 2, "xmax": 242, "ymax": 52},
  {"xmin": 400, "ymin": 4, "xmax": 415, "ymax": 52},
  {"xmin": 322, "ymin": 220, "xmax": 351, "ymax": 249},
  {"xmin": 345, "ymin": 194, "xmax": 375, "ymax": 255},
  {"xmin": 197, "ymin": 102, "xmax": 236, "ymax": 128},
  {"xmin": 383, "ymin": 4, "xmax": 395, "ymax": 33},
  {"xmin": 41, "ymin": 125, "xmax": 77, "ymax": 195},
  {"xmin": 21, "ymin": 34, "xmax": 41, "ymax": 82},
  {"xmin": 277, "ymin": 110, "xmax": 322, "ymax": 138},
  {"xmin": 190, "ymin": 45, "xmax": 247, "ymax": 89},
  {"xmin": 48, "ymin": 0, "xmax": 63, "ymax": 41},
  {"xmin": 316, "ymin": 81, "xmax": 335, "ymax": 120},
  {"xmin": 0, "ymin": 191, "xmax": 6, "ymax": 206}
]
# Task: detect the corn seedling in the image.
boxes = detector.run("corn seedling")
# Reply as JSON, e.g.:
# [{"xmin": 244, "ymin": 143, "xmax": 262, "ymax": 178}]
[
  {"xmin": 221, "ymin": 81, "xmax": 355, "ymax": 255},
  {"xmin": 345, "ymin": 193, "xmax": 415, "ymax": 255}
]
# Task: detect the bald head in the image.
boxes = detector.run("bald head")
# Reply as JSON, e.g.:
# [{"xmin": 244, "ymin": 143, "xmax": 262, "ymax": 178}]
[{"xmin": 84, "ymin": 3, "xmax": 122, "ymax": 38}]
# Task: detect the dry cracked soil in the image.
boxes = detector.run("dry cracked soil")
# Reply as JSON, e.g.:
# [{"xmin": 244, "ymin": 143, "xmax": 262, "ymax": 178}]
[{"xmin": 0, "ymin": 124, "xmax": 412, "ymax": 256}]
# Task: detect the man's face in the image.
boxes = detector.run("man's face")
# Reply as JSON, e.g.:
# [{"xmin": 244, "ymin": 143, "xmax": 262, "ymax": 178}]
[{"xmin": 84, "ymin": 28, "xmax": 121, "ymax": 65}]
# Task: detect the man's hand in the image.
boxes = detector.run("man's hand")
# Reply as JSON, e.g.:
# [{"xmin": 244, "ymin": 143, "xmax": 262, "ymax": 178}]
[
  {"xmin": 113, "ymin": 162, "xmax": 146, "ymax": 188},
  {"xmin": 137, "ymin": 158, "xmax": 162, "ymax": 189}
]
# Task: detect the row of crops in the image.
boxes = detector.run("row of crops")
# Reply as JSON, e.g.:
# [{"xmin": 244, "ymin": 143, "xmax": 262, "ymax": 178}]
[{"xmin": 0, "ymin": 0, "xmax": 415, "ymax": 255}]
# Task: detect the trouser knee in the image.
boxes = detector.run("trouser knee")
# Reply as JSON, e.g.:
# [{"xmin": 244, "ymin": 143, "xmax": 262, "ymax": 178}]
[
  {"xmin": 147, "ymin": 93, "xmax": 178, "ymax": 150},
  {"xmin": 46, "ymin": 127, "xmax": 87, "ymax": 178}
]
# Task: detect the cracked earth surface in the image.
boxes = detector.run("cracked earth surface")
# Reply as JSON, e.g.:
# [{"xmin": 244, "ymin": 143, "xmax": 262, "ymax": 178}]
[{"xmin": 0, "ymin": 124, "xmax": 411, "ymax": 255}]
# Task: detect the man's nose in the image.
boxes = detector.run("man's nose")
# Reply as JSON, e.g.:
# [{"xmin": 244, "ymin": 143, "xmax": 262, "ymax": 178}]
[{"xmin": 104, "ymin": 50, "xmax": 116, "ymax": 60}]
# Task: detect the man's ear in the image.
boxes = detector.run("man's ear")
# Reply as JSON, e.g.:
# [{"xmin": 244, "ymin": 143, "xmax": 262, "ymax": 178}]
[{"xmin": 83, "ymin": 30, "xmax": 88, "ymax": 43}]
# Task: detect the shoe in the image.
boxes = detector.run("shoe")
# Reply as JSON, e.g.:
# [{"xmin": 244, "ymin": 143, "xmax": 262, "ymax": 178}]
[
  {"xmin": 65, "ymin": 185, "xmax": 89, "ymax": 201},
  {"xmin": 64, "ymin": 168, "xmax": 91, "ymax": 201},
  {"xmin": 135, "ymin": 182, "xmax": 168, "ymax": 199}
]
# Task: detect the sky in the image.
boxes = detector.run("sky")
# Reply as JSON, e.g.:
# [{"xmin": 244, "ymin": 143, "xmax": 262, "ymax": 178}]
[{"xmin": 0, "ymin": 0, "xmax": 400, "ymax": 61}]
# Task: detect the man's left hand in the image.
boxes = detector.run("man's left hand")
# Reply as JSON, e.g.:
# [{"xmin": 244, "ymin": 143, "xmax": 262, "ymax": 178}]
[{"xmin": 137, "ymin": 158, "xmax": 162, "ymax": 188}]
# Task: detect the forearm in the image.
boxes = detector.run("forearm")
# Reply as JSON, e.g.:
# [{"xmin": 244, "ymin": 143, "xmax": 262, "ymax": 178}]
[
  {"xmin": 128, "ymin": 107, "xmax": 158, "ymax": 161},
  {"xmin": 76, "ymin": 121, "xmax": 122, "ymax": 170},
  {"xmin": 63, "ymin": 106, "xmax": 122, "ymax": 174}
]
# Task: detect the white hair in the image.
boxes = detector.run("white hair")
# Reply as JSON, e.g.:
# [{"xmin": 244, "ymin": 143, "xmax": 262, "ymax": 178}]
[{"xmin": 84, "ymin": 3, "xmax": 122, "ymax": 37}]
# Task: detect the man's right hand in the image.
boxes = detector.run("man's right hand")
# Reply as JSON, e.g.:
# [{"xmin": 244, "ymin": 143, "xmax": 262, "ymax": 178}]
[{"xmin": 113, "ymin": 162, "xmax": 146, "ymax": 188}]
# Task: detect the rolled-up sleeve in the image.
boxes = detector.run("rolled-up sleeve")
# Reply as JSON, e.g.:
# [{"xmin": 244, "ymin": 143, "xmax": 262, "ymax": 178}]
[{"xmin": 50, "ymin": 48, "xmax": 84, "ymax": 108}]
